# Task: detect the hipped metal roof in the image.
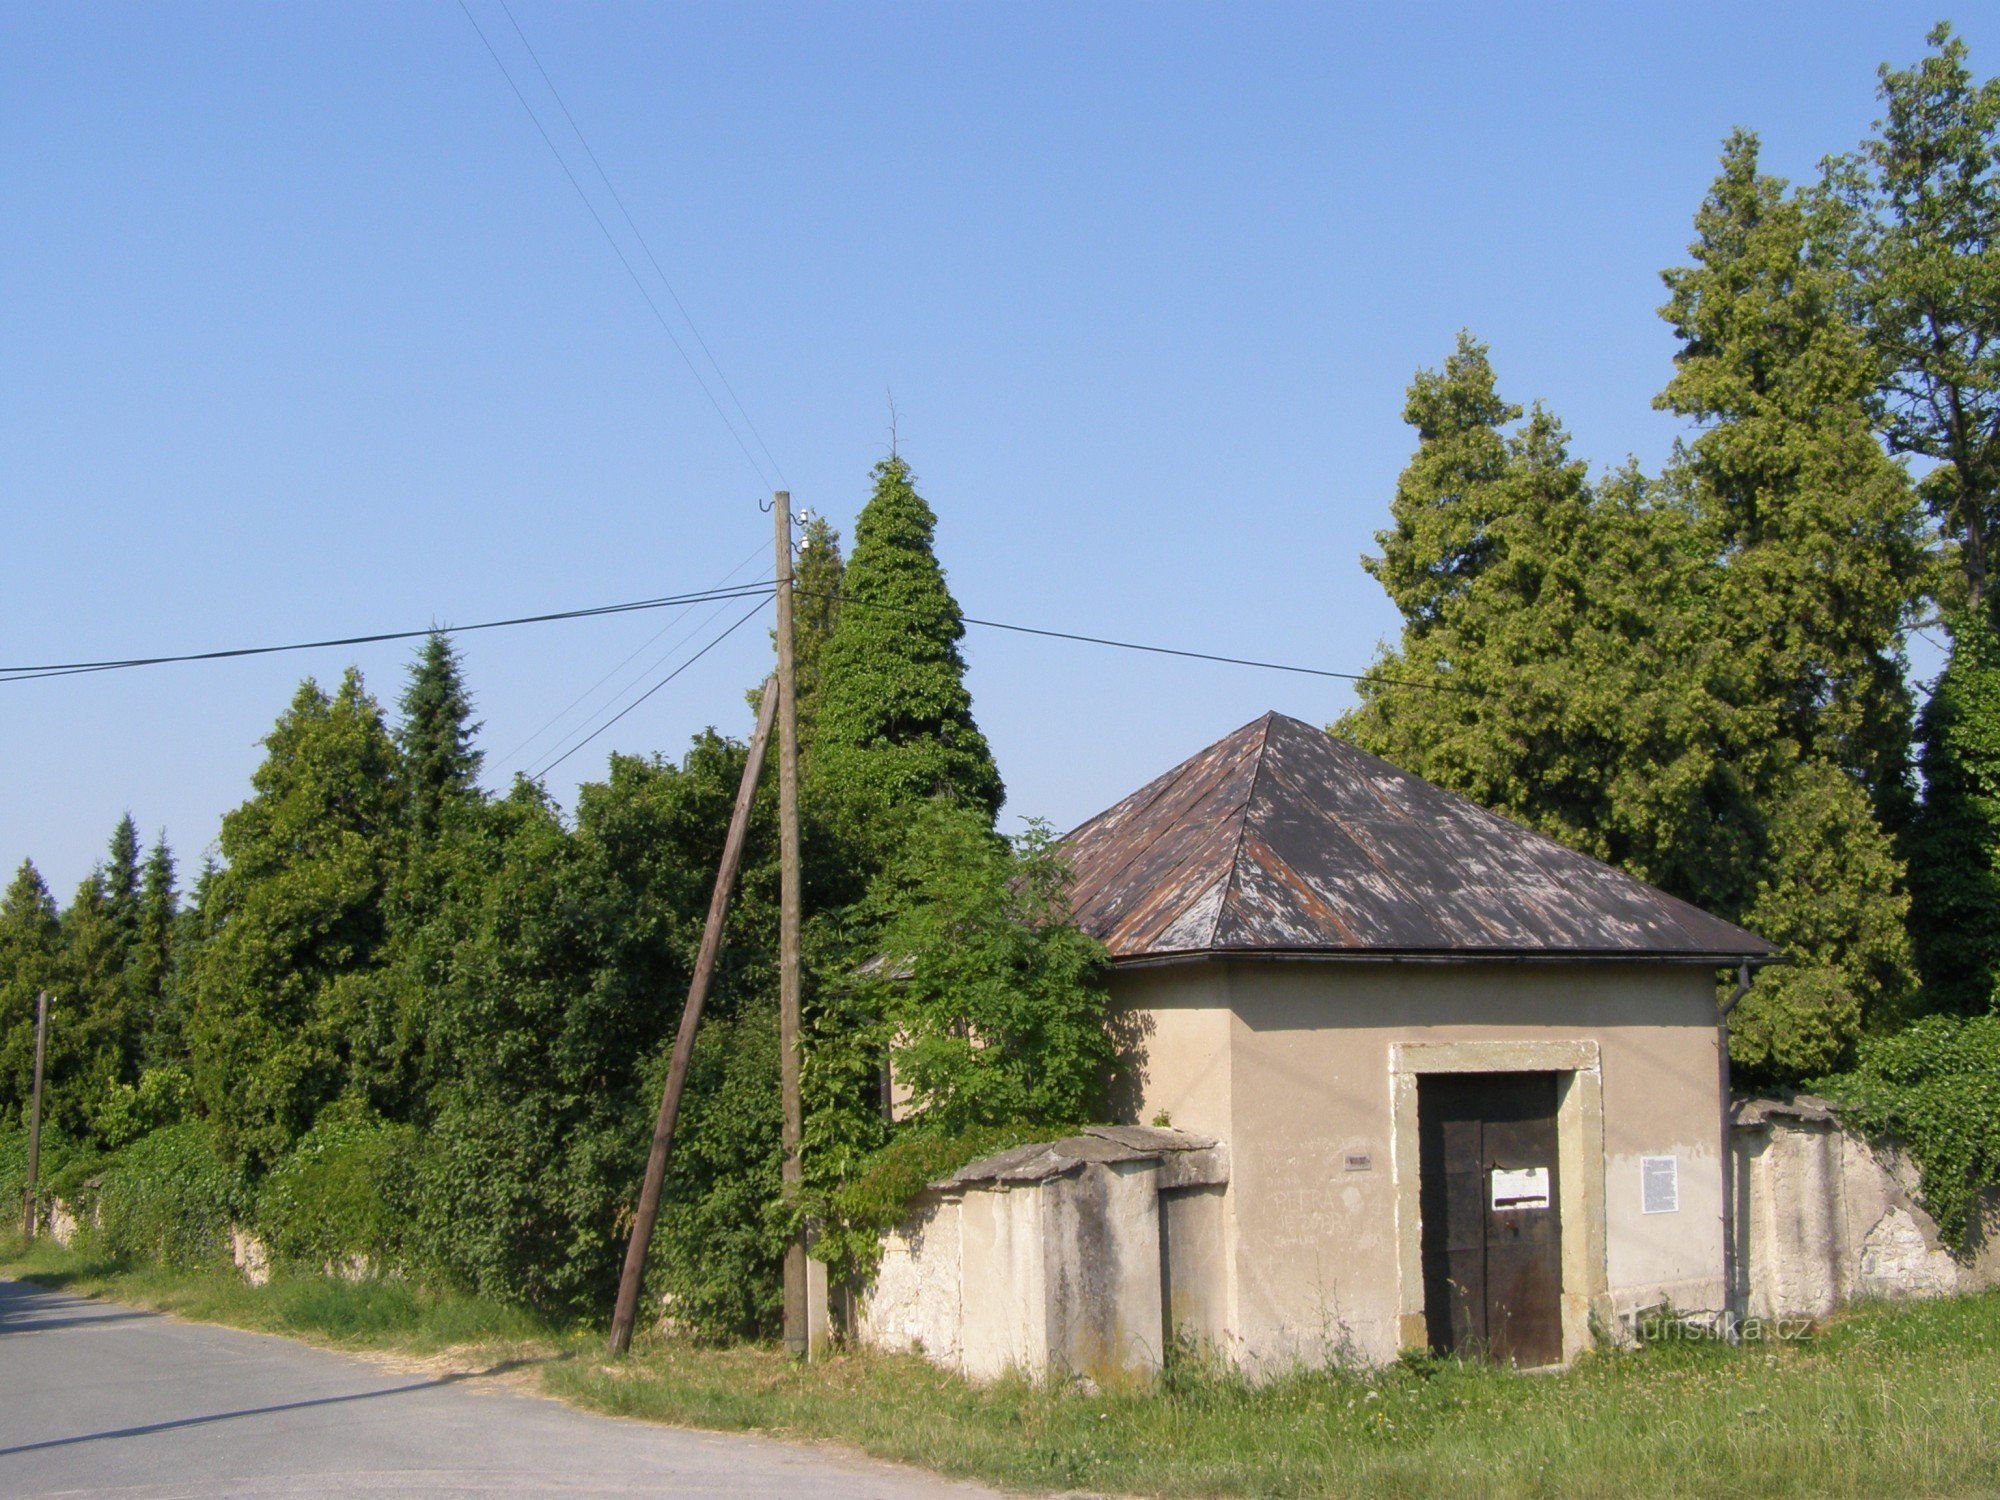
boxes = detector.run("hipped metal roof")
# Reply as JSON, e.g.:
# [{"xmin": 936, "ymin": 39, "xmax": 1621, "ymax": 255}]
[{"xmin": 1060, "ymin": 713, "xmax": 1776, "ymax": 967}]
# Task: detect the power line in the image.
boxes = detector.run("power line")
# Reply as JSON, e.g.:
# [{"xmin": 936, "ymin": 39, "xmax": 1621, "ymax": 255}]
[
  {"xmin": 531, "ymin": 594, "xmax": 771, "ymax": 779},
  {"xmin": 492, "ymin": 0, "xmax": 787, "ymax": 488},
  {"xmin": 454, "ymin": 0, "xmax": 778, "ymax": 490},
  {"xmin": 794, "ymin": 589, "xmax": 1487, "ymax": 697},
  {"xmin": 509, "ymin": 571, "xmax": 771, "ymax": 776},
  {"xmin": 0, "ymin": 582, "xmax": 776, "ymax": 684},
  {"xmin": 494, "ymin": 538, "xmax": 769, "ymax": 771}
]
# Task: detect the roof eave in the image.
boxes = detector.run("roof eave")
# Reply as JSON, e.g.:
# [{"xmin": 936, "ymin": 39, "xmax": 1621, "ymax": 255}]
[{"xmin": 1106, "ymin": 945, "xmax": 1785, "ymax": 971}]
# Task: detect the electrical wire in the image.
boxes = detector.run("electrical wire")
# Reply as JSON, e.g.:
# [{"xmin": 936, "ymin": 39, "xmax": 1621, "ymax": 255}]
[
  {"xmin": 493, "ymin": 539, "xmax": 769, "ymax": 770},
  {"xmin": 454, "ymin": 0, "xmax": 778, "ymax": 491},
  {"xmin": 793, "ymin": 589, "xmax": 1488, "ymax": 697},
  {"xmin": 511, "ymin": 575, "xmax": 770, "ymax": 776},
  {"xmin": 529, "ymin": 594, "xmax": 771, "ymax": 779},
  {"xmin": 0, "ymin": 582, "xmax": 775, "ymax": 684},
  {"xmin": 492, "ymin": 0, "xmax": 787, "ymax": 488}
]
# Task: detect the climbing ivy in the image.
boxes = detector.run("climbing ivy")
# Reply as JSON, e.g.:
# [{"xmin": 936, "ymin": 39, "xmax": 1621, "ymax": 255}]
[{"xmin": 1815, "ymin": 1014, "xmax": 2000, "ymax": 1248}]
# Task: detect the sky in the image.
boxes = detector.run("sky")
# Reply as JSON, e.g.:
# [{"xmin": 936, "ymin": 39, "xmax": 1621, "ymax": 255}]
[{"xmin": 0, "ymin": 1, "xmax": 1970, "ymax": 899}]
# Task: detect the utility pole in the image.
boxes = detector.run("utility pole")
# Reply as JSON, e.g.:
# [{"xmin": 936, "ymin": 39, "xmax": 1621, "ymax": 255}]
[
  {"xmin": 775, "ymin": 490, "xmax": 808, "ymax": 1358},
  {"xmin": 608, "ymin": 680, "xmax": 779, "ymax": 1355},
  {"xmin": 22, "ymin": 992, "xmax": 48, "ymax": 1241}
]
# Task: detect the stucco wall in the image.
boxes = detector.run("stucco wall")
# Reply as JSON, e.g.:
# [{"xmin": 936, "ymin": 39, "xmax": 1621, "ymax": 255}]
[
  {"xmin": 1113, "ymin": 960, "xmax": 1727, "ymax": 1367},
  {"xmin": 1733, "ymin": 1104, "xmax": 2000, "ymax": 1320}
]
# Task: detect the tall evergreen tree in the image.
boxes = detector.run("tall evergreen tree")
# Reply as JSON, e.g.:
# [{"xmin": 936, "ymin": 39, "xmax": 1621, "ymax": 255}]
[
  {"xmin": 136, "ymin": 833, "xmax": 181, "ymax": 1065},
  {"xmin": 397, "ymin": 632, "xmax": 484, "ymax": 843},
  {"xmin": 793, "ymin": 514, "xmax": 845, "ymax": 755},
  {"xmin": 811, "ymin": 456, "xmax": 1003, "ymax": 847},
  {"xmin": 185, "ymin": 669, "xmax": 402, "ymax": 1165},
  {"xmin": 103, "ymin": 815, "xmax": 143, "ymax": 960},
  {"xmin": 0, "ymin": 861, "xmax": 60, "ymax": 1127},
  {"xmin": 1343, "ymin": 349, "xmax": 1757, "ymax": 909},
  {"xmin": 1905, "ymin": 610, "xmax": 2000, "ymax": 1014},
  {"xmin": 1830, "ymin": 24, "xmax": 2000, "ymax": 617},
  {"xmin": 1659, "ymin": 130, "xmax": 1927, "ymax": 811},
  {"xmin": 1362, "ymin": 331, "xmax": 1521, "ymax": 635},
  {"xmin": 1654, "ymin": 131, "xmax": 1922, "ymax": 1064}
]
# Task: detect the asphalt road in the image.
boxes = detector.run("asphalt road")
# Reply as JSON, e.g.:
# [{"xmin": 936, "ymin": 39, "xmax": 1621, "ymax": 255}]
[{"xmin": 0, "ymin": 1278, "xmax": 996, "ymax": 1498}]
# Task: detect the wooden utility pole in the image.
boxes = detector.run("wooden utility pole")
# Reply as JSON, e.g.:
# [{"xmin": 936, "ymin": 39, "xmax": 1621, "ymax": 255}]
[
  {"xmin": 608, "ymin": 680, "xmax": 779, "ymax": 1355},
  {"xmin": 22, "ymin": 992, "xmax": 48, "ymax": 1241},
  {"xmin": 775, "ymin": 490, "xmax": 808, "ymax": 1358}
]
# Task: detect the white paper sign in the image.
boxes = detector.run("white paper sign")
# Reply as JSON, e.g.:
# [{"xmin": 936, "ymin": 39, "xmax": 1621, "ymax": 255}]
[
  {"xmin": 1490, "ymin": 1166, "xmax": 1550, "ymax": 1211},
  {"xmin": 1641, "ymin": 1155, "xmax": 1680, "ymax": 1214}
]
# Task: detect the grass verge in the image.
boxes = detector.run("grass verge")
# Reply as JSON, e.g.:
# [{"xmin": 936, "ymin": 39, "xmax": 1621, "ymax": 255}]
[{"xmin": 6, "ymin": 1233, "xmax": 1999, "ymax": 1497}]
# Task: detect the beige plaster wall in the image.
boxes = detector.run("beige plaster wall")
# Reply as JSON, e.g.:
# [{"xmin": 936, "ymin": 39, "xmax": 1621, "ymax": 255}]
[{"xmin": 1113, "ymin": 960, "xmax": 1727, "ymax": 1368}]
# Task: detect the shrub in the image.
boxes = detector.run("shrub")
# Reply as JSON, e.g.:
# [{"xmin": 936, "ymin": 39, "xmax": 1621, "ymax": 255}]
[
  {"xmin": 90, "ymin": 1123, "xmax": 243, "ymax": 1268},
  {"xmin": 257, "ymin": 1115, "xmax": 420, "ymax": 1272}
]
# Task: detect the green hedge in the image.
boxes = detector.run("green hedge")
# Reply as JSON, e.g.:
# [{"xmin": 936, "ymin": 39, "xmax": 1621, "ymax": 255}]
[
  {"xmin": 256, "ymin": 1116, "xmax": 419, "ymax": 1272},
  {"xmin": 87, "ymin": 1123, "xmax": 244, "ymax": 1269}
]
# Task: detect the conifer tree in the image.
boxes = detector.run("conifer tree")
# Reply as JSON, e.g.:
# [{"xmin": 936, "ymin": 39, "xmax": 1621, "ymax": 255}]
[
  {"xmin": 811, "ymin": 456, "xmax": 1003, "ymax": 846},
  {"xmin": 0, "ymin": 861, "xmax": 60, "ymax": 1126},
  {"xmin": 1362, "ymin": 332, "xmax": 1521, "ymax": 635},
  {"xmin": 1830, "ymin": 24, "xmax": 2000, "ymax": 617},
  {"xmin": 185, "ymin": 669, "xmax": 402, "ymax": 1165},
  {"xmin": 103, "ymin": 814, "xmax": 143, "ymax": 960},
  {"xmin": 1659, "ymin": 130, "xmax": 1926, "ymax": 810},
  {"xmin": 397, "ymin": 632, "xmax": 484, "ymax": 843},
  {"xmin": 793, "ymin": 514, "xmax": 845, "ymax": 755},
  {"xmin": 137, "ymin": 834, "xmax": 181, "ymax": 1065},
  {"xmin": 1905, "ymin": 611, "xmax": 2000, "ymax": 1014}
]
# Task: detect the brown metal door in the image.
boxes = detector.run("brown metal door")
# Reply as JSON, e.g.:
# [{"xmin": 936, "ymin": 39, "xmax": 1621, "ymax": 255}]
[{"xmin": 1418, "ymin": 1072, "xmax": 1563, "ymax": 1366}]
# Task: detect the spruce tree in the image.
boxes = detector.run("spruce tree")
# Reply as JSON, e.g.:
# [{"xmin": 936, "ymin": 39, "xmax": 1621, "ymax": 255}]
[
  {"xmin": 397, "ymin": 631, "xmax": 484, "ymax": 843},
  {"xmin": 1906, "ymin": 611, "xmax": 2000, "ymax": 1014},
  {"xmin": 811, "ymin": 456, "xmax": 1003, "ymax": 842},
  {"xmin": 137, "ymin": 834, "xmax": 181, "ymax": 1065},
  {"xmin": 103, "ymin": 814, "xmax": 143, "ymax": 960}
]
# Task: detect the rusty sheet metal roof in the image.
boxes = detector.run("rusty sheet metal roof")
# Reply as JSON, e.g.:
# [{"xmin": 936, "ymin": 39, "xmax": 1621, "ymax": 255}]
[{"xmin": 1060, "ymin": 712, "xmax": 1777, "ymax": 966}]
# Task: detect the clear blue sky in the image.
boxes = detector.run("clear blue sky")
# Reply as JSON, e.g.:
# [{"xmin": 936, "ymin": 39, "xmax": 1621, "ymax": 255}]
[{"xmin": 0, "ymin": 2, "xmax": 1966, "ymax": 898}]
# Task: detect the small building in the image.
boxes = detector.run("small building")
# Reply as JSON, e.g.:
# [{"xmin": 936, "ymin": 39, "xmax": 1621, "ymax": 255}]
[{"xmin": 858, "ymin": 712, "xmax": 1777, "ymax": 1376}]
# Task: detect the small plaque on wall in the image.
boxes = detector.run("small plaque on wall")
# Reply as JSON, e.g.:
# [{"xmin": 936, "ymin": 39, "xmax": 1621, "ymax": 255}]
[
  {"xmin": 1344, "ymin": 1152, "xmax": 1372, "ymax": 1172},
  {"xmin": 1641, "ymin": 1155, "xmax": 1680, "ymax": 1214}
]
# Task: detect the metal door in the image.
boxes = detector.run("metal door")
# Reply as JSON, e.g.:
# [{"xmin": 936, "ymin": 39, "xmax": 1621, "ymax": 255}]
[{"xmin": 1417, "ymin": 1071, "xmax": 1563, "ymax": 1366}]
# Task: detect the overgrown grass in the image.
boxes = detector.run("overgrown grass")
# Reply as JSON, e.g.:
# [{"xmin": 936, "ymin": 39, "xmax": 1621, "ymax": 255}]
[
  {"xmin": 6, "ymin": 1232, "xmax": 1998, "ymax": 1496},
  {"xmin": 0, "ymin": 1233, "xmax": 553, "ymax": 1357}
]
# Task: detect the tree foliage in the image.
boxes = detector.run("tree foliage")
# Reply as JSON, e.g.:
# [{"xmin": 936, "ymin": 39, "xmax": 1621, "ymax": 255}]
[
  {"xmin": 1830, "ymin": 23, "xmax": 2000, "ymax": 617},
  {"xmin": 811, "ymin": 456, "xmax": 1003, "ymax": 848},
  {"xmin": 185, "ymin": 671, "xmax": 403, "ymax": 1166},
  {"xmin": 1346, "ymin": 215, "xmax": 1920, "ymax": 1079},
  {"xmin": 1906, "ymin": 609, "xmax": 2000, "ymax": 1014}
]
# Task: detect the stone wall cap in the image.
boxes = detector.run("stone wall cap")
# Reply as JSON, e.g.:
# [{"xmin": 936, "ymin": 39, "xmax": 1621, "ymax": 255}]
[
  {"xmin": 933, "ymin": 1126, "xmax": 1222, "ymax": 1188},
  {"xmin": 1732, "ymin": 1093, "xmax": 1842, "ymax": 1129}
]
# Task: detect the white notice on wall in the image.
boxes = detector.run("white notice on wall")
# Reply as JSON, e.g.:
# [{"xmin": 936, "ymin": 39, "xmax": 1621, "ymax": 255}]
[
  {"xmin": 1641, "ymin": 1155, "xmax": 1680, "ymax": 1214},
  {"xmin": 1490, "ymin": 1166, "xmax": 1550, "ymax": 1211}
]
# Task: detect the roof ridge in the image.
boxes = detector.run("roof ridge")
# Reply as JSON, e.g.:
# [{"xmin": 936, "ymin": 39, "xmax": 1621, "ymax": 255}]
[{"xmin": 1212, "ymin": 714, "xmax": 1278, "ymax": 949}]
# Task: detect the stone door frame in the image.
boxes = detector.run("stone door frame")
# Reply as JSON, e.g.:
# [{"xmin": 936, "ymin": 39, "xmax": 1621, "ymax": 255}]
[{"xmin": 1390, "ymin": 1039, "xmax": 1609, "ymax": 1364}]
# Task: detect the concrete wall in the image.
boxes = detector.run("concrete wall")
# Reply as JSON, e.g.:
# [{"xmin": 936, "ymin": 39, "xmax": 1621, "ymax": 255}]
[
  {"xmin": 860, "ymin": 1161, "xmax": 1179, "ymax": 1384},
  {"xmin": 1734, "ymin": 1102, "xmax": 2000, "ymax": 1320},
  {"xmin": 1114, "ymin": 960, "xmax": 1728, "ymax": 1368}
]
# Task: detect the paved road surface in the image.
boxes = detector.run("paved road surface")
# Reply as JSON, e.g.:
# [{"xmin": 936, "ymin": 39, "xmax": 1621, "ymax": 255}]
[{"xmin": 0, "ymin": 1278, "xmax": 995, "ymax": 1497}]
